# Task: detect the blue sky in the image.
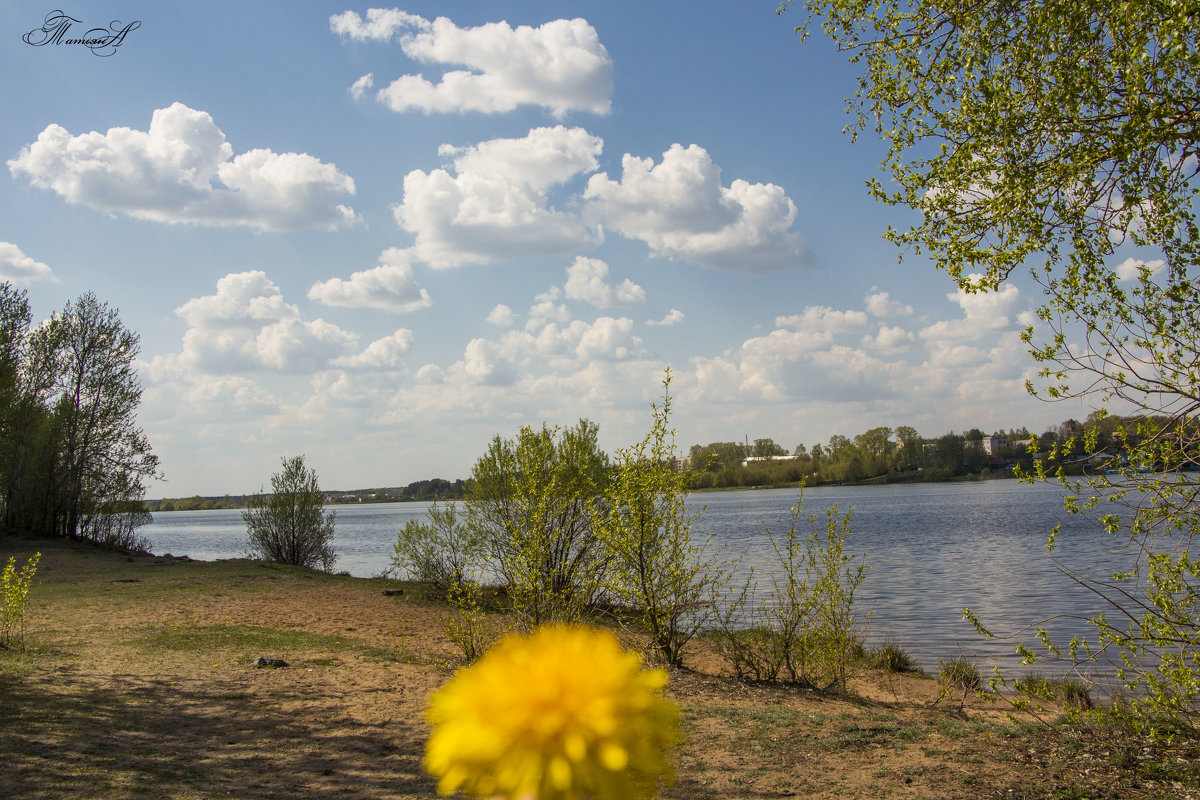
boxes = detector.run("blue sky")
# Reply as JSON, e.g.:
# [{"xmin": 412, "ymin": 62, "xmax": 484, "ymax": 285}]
[{"xmin": 0, "ymin": 2, "xmax": 1097, "ymax": 496}]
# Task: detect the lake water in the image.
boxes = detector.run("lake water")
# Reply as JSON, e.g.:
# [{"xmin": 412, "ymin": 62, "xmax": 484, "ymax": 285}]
[{"xmin": 144, "ymin": 479, "xmax": 1132, "ymax": 679}]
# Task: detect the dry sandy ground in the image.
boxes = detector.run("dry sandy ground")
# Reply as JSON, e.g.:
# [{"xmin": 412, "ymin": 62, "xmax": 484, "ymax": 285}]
[{"xmin": 0, "ymin": 536, "xmax": 1188, "ymax": 800}]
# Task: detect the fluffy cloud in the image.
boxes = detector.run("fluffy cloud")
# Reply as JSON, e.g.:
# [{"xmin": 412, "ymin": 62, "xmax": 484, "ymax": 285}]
[
  {"xmin": 691, "ymin": 324, "xmax": 901, "ymax": 406},
  {"xmin": 333, "ymin": 329, "xmax": 414, "ymax": 370},
  {"xmin": 391, "ymin": 130, "xmax": 813, "ymax": 275},
  {"xmin": 329, "ymin": 8, "xmax": 430, "ymax": 40},
  {"xmin": 687, "ymin": 287, "xmax": 1036, "ymax": 410},
  {"xmin": 486, "ymin": 304, "xmax": 515, "ymax": 326},
  {"xmin": 861, "ymin": 325, "xmax": 915, "ymax": 355},
  {"xmin": 176, "ymin": 270, "xmax": 297, "ymax": 328},
  {"xmin": 525, "ymin": 288, "xmax": 571, "ymax": 328},
  {"xmin": 167, "ymin": 271, "xmax": 358, "ymax": 374},
  {"xmin": 457, "ymin": 338, "xmax": 518, "ymax": 386},
  {"xmin": 532, "ymin": 317, "xmax": 644, "ymax": 362},
  {"xmin": 647, "ymin": 309, "xmax": 684, "ymax": 327},
  {"xmin": 563, "ymin": 257, "xmax": 645, "ymax": 308},
  {"xmin": 865, "ymin": 290, "xmax": 914, "ymax": 318},
  {"xmin": 908, "ymin": 283, "xmax": 1038, "ymax": 406},
  {"xmin": 181, "ymin": 376, "xmax": 279, "ymax": 416},
  {"xmin": 1114, "ymin": 256, "xmax": 1167, "ymax": 281},
  {"xmin": 179, "ymin": 317, "xmax": 355, "ymax": 374},
  {"xmin": 395, "ymin": 126, "xmax": 601, "ymax": 268},
  {"xmin": 8, "ymin": 103, "xmax": 357, "ymax": 231},
  {"xmin": 584, "ymin": 144, "xmax": 810, "ymax": 274},
  {"xmin": 307, "ymin": 248, "xmax": 432, "ymax": 312},
  {"xmin": 415, "ymin": 363, "xmax": 445, "ymax": 384},
  {"xmin": 349, "ymin": 73, "xmax": 374, "ymax": 99},
  {"xmin": 775, "ymin": 306, "xmax": 869, "ymax": 334},
  {"xmin": 443, "ymin": 274, "xmax": 652, "ymax": 380},
  {"xmin": 0, "ymin": 242, "xmax": 56, "ymax": 283},
  {"xmin": 919, "ymin": 282, "xmax": 1034, "ymax": 344},
  {"xmin": 575, "ymin": 316, "xmax": 641, "ymax": 361},
  {"xmin": 334, "ymin": 11, "xmax": 612, "ymax": 117}
]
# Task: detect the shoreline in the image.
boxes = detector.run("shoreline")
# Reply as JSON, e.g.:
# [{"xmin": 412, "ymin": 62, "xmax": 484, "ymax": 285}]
[{"xmin": 2, "ymin": 533, "xmax": 1189, "ymax": 799}]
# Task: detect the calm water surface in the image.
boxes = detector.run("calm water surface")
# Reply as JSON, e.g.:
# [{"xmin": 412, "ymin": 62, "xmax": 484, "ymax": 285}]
[{"xmin": 146, "ymin": 480, "xmax": 1128, "ymax": 678}]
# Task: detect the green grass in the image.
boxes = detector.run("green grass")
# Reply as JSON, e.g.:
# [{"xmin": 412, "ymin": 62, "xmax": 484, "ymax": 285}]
[
  {"xmin": 937, "ymin": 657, "xmax": 981, "ymax": 693},
  {"xmin": 1013, "ymin": 673, "xmax": 1093, "ymax": 710},
  {"xmin": 825, "ymin": 715, "xmax": 931, "ymax": 750},
  {"xmin": 125, "ymin": 622, "xmax": 395, "ymax": 662},
  {"xmin": 863, "ymin": 640, "xmax": 921, "ymax": 673}
]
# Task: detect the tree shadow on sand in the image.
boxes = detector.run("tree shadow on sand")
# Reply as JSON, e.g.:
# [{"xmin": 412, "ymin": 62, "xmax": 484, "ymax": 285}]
[{"xmin": 0, "ymin": 668, "xmax": 435, "ymax": 799}]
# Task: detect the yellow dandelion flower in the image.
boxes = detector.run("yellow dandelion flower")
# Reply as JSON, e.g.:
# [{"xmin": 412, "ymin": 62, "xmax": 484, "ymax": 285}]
[{"xmin": 424, "ymin": 624, "xmax": 678, "ymax": 800}]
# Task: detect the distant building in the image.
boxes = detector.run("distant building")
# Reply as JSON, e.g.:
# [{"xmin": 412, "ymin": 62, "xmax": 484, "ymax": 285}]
[
  {"xmin": 982, "ymin": 435, "xmax": 1011, "ymax": 456},
  {"xmin": 741, "ymin": 455, "xmax": 801, "ymax": 467}
]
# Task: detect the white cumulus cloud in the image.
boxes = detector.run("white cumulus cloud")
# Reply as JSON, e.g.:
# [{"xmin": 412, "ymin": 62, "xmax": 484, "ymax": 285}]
[
  {"xmin": 0, "ymin": 242, "xmax": 56, "ymax": 283},
  {"xmin": 920, "ymin": 282, "xmax": 1034, "ymax": 344},
  {"xmin": 329, "ymin": 8, "xmax": 430, "ymax": 40},
  {"xmin": 349, "ymin": 73, "xmax": 375, "ymax": 99},
  {"xmin": 333, "ymin": 329, "xmax": 414, "ymax": 370},
  {"xmin": 457, "ymin": 337, "xmax": 518, "ymax": 386},
  {"xmin": 861, "ymin": 325, "xmax": 915, "ymax": 355},
  {"xmin": 7, "ymin": 103, "xmax": 357, "ymax": 231},
  {"xmin": 647, "ymin": 309, "xmax": 684, "ymax": 327},
  {"xmin": 486, "ymin": 304, "xmax": 515, "ymax": 326},
  {"xmin": 775, "ymin": 306, "xmax": 870, "ymax": 334},
  {"xmin": 563, "ymin": 256, "xmax": 645, "ymax": 308},
  {"xmin": 575, "ymin": 316, "xmax": 641, "ymax": 361},
  {"xmin": 334, "ymin": 11, "xmax": 612, "ymax": 117},
  {"xmin": 394, "ymin": 126, "xmax": 601, "ymax": 268},
  {"xmin": 176, "ymin": 270, "xmax": 298, "ymax": 328},
  {"xmin": 865, "ymin": 290, "xmax": 914, "ymax": 318},
  {"xmin": 308, "ymin": 248, "xmax": 432, "ymax": 312},
  {"xmin": 1114, "ymin": 256, "xmax": 1167, "ymax": 281},
  {"xmin": 166, "ymin": 271, "xmax": 358, "ymax": 374},
  {"xmin": 584, "ymin": 143, "xmax": 810, "ymax": 274}
]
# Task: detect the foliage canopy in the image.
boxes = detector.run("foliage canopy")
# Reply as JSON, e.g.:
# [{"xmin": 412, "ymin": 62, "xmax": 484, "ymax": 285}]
[
  {"xmin": 784, "ymin": 0, "xmax": 1199, "ymax": 291},
  {"xmin": 785, "ymin": 0, "xmax": 1200, "ymax": 740},
  {"xmin": 0, "ymin": 284, "xmax": 158, "ymax": 548}
]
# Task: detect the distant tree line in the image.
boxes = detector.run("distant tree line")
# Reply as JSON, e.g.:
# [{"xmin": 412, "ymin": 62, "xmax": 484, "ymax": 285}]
[
  {"xmin": 148, "ymin": 478, "xmax": 468, "ymax": 511},
  {"xmin": 682, "ymin": 412, "xmax": 1186, "ymax": 490},
  {"xmin": 0, "ymin": 283, "xmax": 158, "ymax": 550},
  {"xmin": 327, "ymin": 478, "xmax": 467, "ymax": 504},
  {"xmin": 150, "ymin": 414, "xmax": 1186, "ymax": 515},
  {"xmin": 145, "ymin": 495, "xmax": 247, "ymax": 512}
]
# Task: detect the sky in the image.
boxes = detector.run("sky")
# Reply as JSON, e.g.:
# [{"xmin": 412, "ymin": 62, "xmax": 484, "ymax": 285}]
[{"xmin": 0, "ymin": 1, "xmax": 1108, "ymax": 497}]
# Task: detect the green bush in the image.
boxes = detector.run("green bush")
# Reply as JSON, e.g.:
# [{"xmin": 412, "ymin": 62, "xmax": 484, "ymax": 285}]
[
  {"xmin": 865, "ymin": 640, "xmax": 919, "ymax": 674},
  {"xmin": 712, "ymin": 492, "xmax": 870, "ymax": 694},
  {"xmin": 391, "ymin": 501, "xmax": 483, "ymax": 595},
  {"xmin": 599, "ymin": 371, "xmax": 727, "ymax": 667},
  {"xmin": 442, "ymin": 578, "xmax": 499, "ymax": 664},
  {"xmin": 1014, "ymin": 673, "xmax": 1093, "ymax": 711},
  {"xmin": 711, "ymin": 626, "xmax": 785, "ymax": 682},
  {"xmin": 465, "ymin": 419, "xmax": 609, "ymax": 629},
  {"xmin": 1, "ymin": 551, "xmax": 39, "ymax": 649},
  {"xmin": 937, "ymin": 657, "xmax": 982, "ymax": 709},
  {"xmin": 243, "ymin": 455, "xmax": 336, "ymax": 572}
]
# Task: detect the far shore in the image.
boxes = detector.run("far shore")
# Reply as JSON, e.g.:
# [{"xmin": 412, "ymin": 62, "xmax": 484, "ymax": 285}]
[{"xmin": 149, "ymin": 468, "xmax": 1037, "ymax": 512}]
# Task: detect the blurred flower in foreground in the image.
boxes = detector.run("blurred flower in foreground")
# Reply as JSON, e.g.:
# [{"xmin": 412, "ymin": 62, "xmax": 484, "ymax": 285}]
[{"xmin": 424, "ymin": 624, "xmax": 679, "ymax": 800}]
